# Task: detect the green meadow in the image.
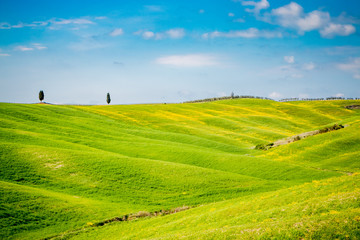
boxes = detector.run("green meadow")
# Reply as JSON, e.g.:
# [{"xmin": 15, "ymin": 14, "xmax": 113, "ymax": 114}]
[{"xmin": 0, "ymin": 99, "xmax": 359, "ymax": 239}]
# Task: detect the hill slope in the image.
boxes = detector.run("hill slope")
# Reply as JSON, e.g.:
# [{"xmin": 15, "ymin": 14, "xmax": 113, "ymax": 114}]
[{"xmin": 0, "ymin": 99, "xmax": 359, "ymax": 239}]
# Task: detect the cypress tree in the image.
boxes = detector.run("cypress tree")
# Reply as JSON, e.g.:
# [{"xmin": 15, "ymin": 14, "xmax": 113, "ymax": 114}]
[
  {"xmin": 106, "ymin": 93, "xmax": 111, "ymax": 104},
  {"xmin": 39, "ymin": 90, "xmax": 44, "ymax": 102}
]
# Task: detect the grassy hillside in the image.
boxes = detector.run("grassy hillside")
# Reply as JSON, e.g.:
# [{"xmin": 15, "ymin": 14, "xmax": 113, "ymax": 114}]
[
  {"xmin": 0, "ymin": 99, "xmax": 359, "ymax": 239},
  {"xmin": 71, "ymin": 173, "xmax": 360, "ymax": 240}
]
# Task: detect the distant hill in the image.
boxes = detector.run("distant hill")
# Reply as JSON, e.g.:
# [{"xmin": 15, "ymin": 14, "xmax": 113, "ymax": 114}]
[{"xmin": 0, "ymin": 99, "xmax": 359, "ymax": 239}]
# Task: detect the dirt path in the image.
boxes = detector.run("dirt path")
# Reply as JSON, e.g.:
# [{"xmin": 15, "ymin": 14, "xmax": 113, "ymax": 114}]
[
  {"xmin": 255, "ymin": 124, "xmax": 347, "ymax": 150},
  {"xmin": 272, "ymin": 129, "xmax": 321, "ymax": 147}
]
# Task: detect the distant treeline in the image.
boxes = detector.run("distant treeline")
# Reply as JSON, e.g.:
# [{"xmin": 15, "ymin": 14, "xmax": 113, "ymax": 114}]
[
  {"xmin": 184, "ymin": 95, "xmax": 273, "ymax": 103},
  {"xmin": 184, "ymin": 95, "xmax": 360, "ymax": 103},
  {"xmin": 279, "ymin": 97, "xmax": 360, "ymax": 102}
]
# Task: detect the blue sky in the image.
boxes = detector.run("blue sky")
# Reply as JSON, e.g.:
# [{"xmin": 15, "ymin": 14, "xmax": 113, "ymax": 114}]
[{"xmin": 0, "ymin": 0, "xmax": 359, "ymax": 104}]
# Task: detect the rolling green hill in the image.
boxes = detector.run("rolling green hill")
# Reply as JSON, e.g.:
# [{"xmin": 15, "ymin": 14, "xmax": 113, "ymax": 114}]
[{"xmin": 0, "ymin": 99, "xmax": 359, "ymax": 239}]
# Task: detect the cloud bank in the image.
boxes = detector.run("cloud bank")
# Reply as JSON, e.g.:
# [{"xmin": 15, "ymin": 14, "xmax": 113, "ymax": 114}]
[
  {"xmin": 202, "ymin": 28, "xmax": 282, "ymax": 39},
  {"xmin": 265, "ymin": 2, "xmax": 356, "ymax": 38}
]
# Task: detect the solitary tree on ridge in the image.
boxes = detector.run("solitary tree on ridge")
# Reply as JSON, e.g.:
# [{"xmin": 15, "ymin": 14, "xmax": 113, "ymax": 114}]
[
  {"xmin": 106, "ymin": 93, "xmax": 111, "ymax": 104},
  {"xmin": 39, "ymin": 90, "xmax": 44, "ymax": 102}
]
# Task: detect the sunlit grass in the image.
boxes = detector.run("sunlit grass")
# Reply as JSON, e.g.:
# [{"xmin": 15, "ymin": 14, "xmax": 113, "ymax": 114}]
[
  {"xmin": 71, "ymin": 174, "xmax": 360, "ymax": 240},
  {"xmin": 0, "ymin": 99, "xmax": 359, "ymax": 239}
]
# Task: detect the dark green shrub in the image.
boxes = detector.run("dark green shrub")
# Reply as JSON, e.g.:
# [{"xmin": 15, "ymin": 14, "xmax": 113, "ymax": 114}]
[{"xmin": 255, "ymin": 143, "xmax": 273, "ymax": 150}]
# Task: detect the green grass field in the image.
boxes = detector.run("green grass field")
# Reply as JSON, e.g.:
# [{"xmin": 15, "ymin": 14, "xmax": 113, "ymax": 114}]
[{"xmin": 0, "ymin": 99, "xmax": 359, "ymax": 239}]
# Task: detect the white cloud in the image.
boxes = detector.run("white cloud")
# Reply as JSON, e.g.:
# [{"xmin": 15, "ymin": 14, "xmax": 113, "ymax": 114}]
[
  {"xmin": 52, "ymin": 18, "xmax": 94, "ymax": 25},
  {"xmin": 202, "ymin": 28, "xmax": 282, "ymax": 39},
  {"xmin": 0, "ymin": 22, "xmax": 11, "ymax": 29},
  {"xmin": 14, "ymin": 46, "xmax": 34, "ymax": 51},
  {"xmin": 272, "ymin": 2, "xmax": 302, "ymax": 20},
  {"xmin": 0, "ymin": 22, "xmax": 26, "ymax": 29},
  {"xmin": 228, "ymin": 13, "xmax": 235, "ymax": 17},
  {"xmin": 268, "ymin": 2, "xmax": 356, "ymax": 38},
  {"xmin": 320, "ymin": 23, "xmax": 356, "ymax": 38},
  {"xmin": 242, "ymin": 0, "xmax": 270, "ymax": 14},
  {"xmin": 12, "ymin": 23, "xmax": 24, "ymax": 28},
  {"xmin": 156, "ymin": 54, "xmax": 218, "ymax": 67},
  {"xmin": 32, "ymin": 43, "xmax": 47, "ymax": 50},
  {"xmin": 133, "ymin": 30, "xmax": 143, "ymax": 35},
  {"xmin": 142, "ymin": 31, "xmax": 155, "ymax": 39},
  {"xmin": 138, "ymin": 28, "xmax": 185, "ymax": 40},
  {"xmin": 335, "ymin": 93, "xmax": 344, "ymax": 97},
  {"xmin": 337, "ymin": 58, "xmax": 360, "ymax": 79},
  {"xmin": 269, "ymin": 92, "xmax": 281, "ymax": 99},
  {"xmin": 1, "ymin": 17, "xmax": 96, "ymax": 31},
  {"xmin": 109, "ymin": 28, "xmax": 124, "ymax": 37},
  {"xmin": 14, "ymin": 44, "xmax": 47, "ymax": 51},
  {"xmin": 284, "ymin": 56, "xmax": 295, "ymax": 64},
  {"xmin": 271, "ymin": 3, "xmax": 329, "ymax": 32},
  {"xmin": 166, "ymin": 28, "xmax": 185, "ymax": 39},
  {"xmin": 303, "ymin": 62, "xmax": 315, "ymax": 70},
  {"xmin": 199, "ymin": 9, "xmax": 205, "ymax": 14},
  {"xmin": 0, "ymin": 53, "xmax": 10, "ymax": 56},
  {"xmin": 297, "ymin": 11, "xmax": 330, "ymax": 32},
  {"xmin": 337, "ymin": 58, "xmax": 360, "ymax": 71}
]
